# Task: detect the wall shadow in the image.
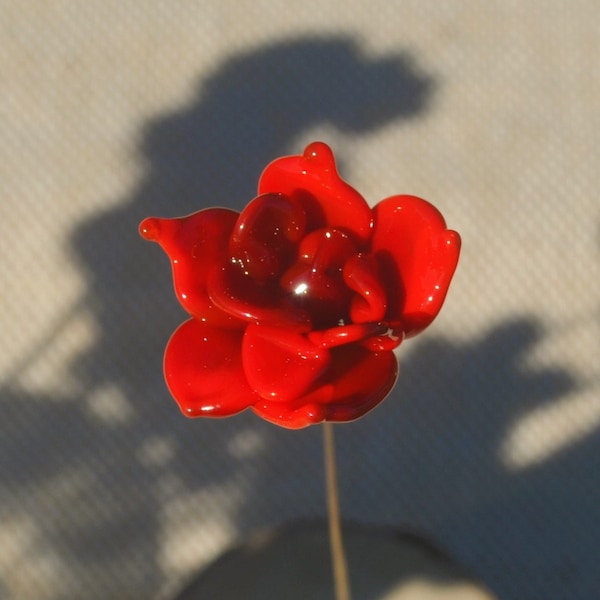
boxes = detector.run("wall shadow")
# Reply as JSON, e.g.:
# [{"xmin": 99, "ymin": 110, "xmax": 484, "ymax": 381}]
[
  {"xmin": 1, "ymin": 35, "xmax": 435, "ymax": 600},
  {"xmin": 334, "ymin": 318, "xmax": 597, "ymax": 599},
  {"xmin": 210, "ymin": 317, "xmax": 597, "ymax": 600},
  {"xmin": 70, "ymin": 34, "xmax": 436, "ymax": 436}
]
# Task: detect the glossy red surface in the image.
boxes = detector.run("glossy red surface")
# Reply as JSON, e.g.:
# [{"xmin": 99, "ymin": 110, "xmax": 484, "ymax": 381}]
[{"xmin": 140, "ymin": 142, "xmax": 460, "ymax": 428}]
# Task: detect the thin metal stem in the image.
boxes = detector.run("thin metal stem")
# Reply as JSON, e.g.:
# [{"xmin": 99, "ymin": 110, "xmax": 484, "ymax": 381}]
[{"xmin": 323, "ymin": 421, "xmax": 352, "ymax": 600}]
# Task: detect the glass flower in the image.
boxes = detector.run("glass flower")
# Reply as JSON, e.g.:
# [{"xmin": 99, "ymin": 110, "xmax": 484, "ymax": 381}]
[{"xmin": 139, "ymin": 142, "xmax": 460, "ymax": 428}]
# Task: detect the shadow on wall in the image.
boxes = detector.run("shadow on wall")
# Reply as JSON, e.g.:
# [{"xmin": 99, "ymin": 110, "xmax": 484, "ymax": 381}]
[
  {"xmin": 335, "ymin": 318, "xmax": 599, "ymax": 599},
  {"xmin": 1, "ymin": 36, "xmax": 435, "ymax": 600},
  {"xmin": 70, "ymin": 34, "xmax": 434, "ymax": 401},
  {"xmin": 2, "ymin": 35, "xmax": 597, "ymax": 600}
]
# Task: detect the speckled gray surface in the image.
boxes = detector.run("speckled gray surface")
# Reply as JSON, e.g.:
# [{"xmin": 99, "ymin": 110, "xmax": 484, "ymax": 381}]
[{"xmin": 1, "ymin": 2, "xmax": 599, "ymax": 599}]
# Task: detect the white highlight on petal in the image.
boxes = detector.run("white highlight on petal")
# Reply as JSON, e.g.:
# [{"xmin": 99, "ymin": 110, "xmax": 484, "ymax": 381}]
[{"xmin": 294, "ymin": 282, "xmax": 308, "ymax": 295}]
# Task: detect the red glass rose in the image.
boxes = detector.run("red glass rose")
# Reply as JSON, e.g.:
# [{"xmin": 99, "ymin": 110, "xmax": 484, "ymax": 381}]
[{"xmin": 139, "ymin": 142, "xmax": 460, "ymax": 429}]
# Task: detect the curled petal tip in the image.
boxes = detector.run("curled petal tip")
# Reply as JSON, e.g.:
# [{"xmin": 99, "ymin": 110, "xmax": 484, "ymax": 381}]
[
  {"xmin": 139, "ymin": 215, "xmax": 188, "ymax": 249},
  {"xmin": 303, "ymin": 141, "xmax": 335, "ymax": 165},
  {"xmin": 139, "ymin": 217, "xmax": 161, "ymax": 242},
  {"xmin": 446, "ymin": 229, "xmax": 462, "ymax": 251}
]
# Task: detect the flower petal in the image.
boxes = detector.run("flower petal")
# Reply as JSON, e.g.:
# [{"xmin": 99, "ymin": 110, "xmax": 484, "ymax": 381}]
[
  {"xmin": 164, "ymin": 319, "xmax": 257, "ymax": 417},
  {"xmin": 343, "ymin": 254, "xmax": 387, "ymax": 323},
  {"xmin": 251, "ymin": 345, "xmax": 398, "ymax": 428},
  {"xmin": 307, "ymin": 322, "xmax": 388, "ymax": 349},
  {"xmin": 279, "ymin": 228, "xmax": 357, "ymax": 328},
  {"xmin": 371, "ymin": 195, "xmax": 461, "ymax": 337},
  {"xmin": 208, "ymin": 262, "xmax": 312, "ymax": 330},
  {"xmin": 258, "ymin": 142, "xmax": 373, "ymax": 245},
  {"xmin": 251, "ymin": 402, "xmax": 327, "ymax": 430},
  {"xmin": 242, "ymin": 323, "xmax": 331, "ymax": 403},
  {"xmin": 139, "ymin": 209, "xmax": 242, "ymax": 328},
  {"xmin": 229, "ymin": 192, "xmax": 307, "ymax": 282}
]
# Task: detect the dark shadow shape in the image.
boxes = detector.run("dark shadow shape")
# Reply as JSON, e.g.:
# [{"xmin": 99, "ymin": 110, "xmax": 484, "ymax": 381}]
[
  {"xmin": 69, "ymin": 35, "xmax": 435, "ymax": 413},
  {"xmin": 163, "ymin": 317, "xmax": 589, "ymax": 600},
  {"xmin": 0, "ymin": 388, "xmax": 162, "ymax": 597},
  {"xmin": 175, "ymin": 520, "xmax": 493, "ymax": 600},
  {"xmin": 330, "ymin": 318, "xmax": 594, "ymax": 600},
  {"xmin": 137, "ymin": 36, "xmax": 434, "ymax": 214},
  {"xmin": 2, "ymin": 36, "xmax": 435, "ymax": 600},
  {"xmin": 202, "ymin": 318, "xmax": 592, "ymax": 600}
]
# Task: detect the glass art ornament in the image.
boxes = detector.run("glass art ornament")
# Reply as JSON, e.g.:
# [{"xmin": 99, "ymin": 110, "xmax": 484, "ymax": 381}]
[{"xmin": 140, "ymin": 142, "xmax": 460, "ymax": 428}]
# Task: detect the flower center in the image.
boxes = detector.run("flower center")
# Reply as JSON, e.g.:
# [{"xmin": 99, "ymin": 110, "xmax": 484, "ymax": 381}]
[{"xmin": 280, "ymin": 228, "xmax": 358, "ymax": 329}]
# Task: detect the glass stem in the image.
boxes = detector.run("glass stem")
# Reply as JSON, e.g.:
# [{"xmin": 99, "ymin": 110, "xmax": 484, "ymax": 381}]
[{"xmin": 323, "ymin": 421, "xmax": 352, "ymax": 600}]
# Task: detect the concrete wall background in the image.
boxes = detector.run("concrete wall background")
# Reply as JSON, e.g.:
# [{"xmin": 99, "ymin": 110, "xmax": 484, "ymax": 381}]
[{"xmin": 1, "ymin": 2, "xmax": 598, "ymax": 598}]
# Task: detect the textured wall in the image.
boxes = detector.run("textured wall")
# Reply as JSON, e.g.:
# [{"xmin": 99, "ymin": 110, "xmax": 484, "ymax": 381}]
[{"xmin": 1, "ymin": 2, "xmax": 598, "ymax": 599}]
